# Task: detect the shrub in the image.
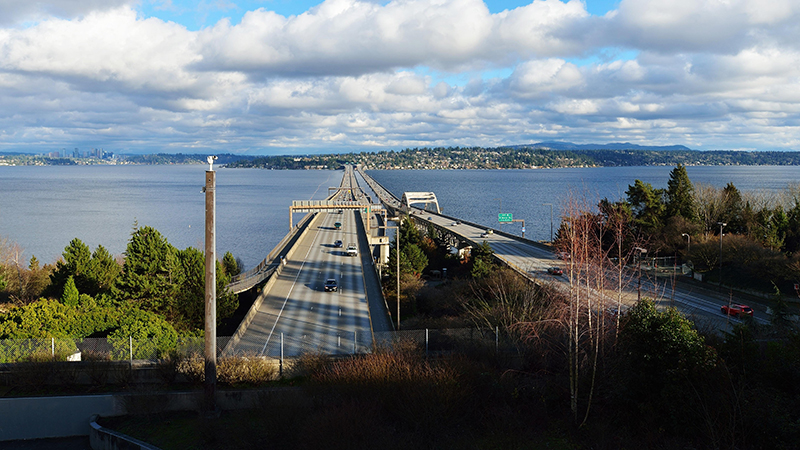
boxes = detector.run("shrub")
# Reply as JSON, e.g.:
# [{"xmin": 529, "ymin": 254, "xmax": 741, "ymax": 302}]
[
  {"xmin": 176, "ymin": 353, "xmax": 277, "ymax": 386},
  {"xmin": 176, "ymin": 353, "xmax": 205, "ymax": 385},
  {"xmin": 217, "ymin": 356, "xmax": 277, "ymax": 386},
  {"xmin": 108, "ymin": 309, "xmax": 178, "ymax": 360}
]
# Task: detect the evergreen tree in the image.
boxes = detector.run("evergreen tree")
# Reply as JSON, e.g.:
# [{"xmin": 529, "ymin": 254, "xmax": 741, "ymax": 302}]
[
  {"xmin": 404, "ymin": 243, "xmax": 428, "ymax": 275},
  {"xmin": 177, "ymin": 247, "xmax": 205, "ymax": 329},
  {"xmin": 215, "ymin": 259, "xmax": 239, "ymax": 325},
  {"xmin": 86, "ymin": 245, "xmax": 121, "ymax": 296},
  {"xmin": 470, "ymin": 241, "xmax": 495, "ymax": 279},
  {"xmin": 61, "ymin": 276, "xmax": 80, "ymax": 307},
  {"xmin": 665, "ymin": 164, "xmax": 696, "ymax": 221},
  {"xmin": 399, "ymin": 216, "xmax": 422, "ymax": 246},
  {"xmin": 626, "ymin": 179, "xmax": 666, "ymax": 232},
  {"xmin": 114, "ymin": 226, "xmax": 184, "ymax": 322},
  {"xmin": 175, "ymin": 247, "xmax": 239, "ymax": 330},
  {"xmin": 47, "ymin": 238, "xmax": 91, "ymax": 297},
  {"xmin": 783, "ymin": 200, "xmax": 800, "ymax": 255},
  {"xmin": 222, "ymin": 251, "xmax": 241, "ymax": 277},
  {"xmin": 721, "ymin": 182, "xmax": 745, "ymax": 234}
]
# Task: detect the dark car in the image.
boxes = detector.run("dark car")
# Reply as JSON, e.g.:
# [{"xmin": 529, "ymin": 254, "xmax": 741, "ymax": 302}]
[
  {"xmin": 547, "ymin": 267, "xmax": 563, "ymax": 276},
  {"xmin": 721, "ymin": 304, "xmax": 753, "ymax": 317},
  {"xmin": 324, "ymin": 278, "xmax": 338, "ymax": 292},
  {"xmin": 334, "ymin": 240, "xmax": 343, "ymax": 247}
]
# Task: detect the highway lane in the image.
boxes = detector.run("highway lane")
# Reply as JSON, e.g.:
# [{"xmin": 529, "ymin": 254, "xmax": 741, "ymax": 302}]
[
  {"xmin": 236, "ymin": 210, "xmax": 373, "ymax": 356},
  {"xmin": 235, "ymin": 181, "xmax": 376, "ymax": 356},
  {"xmin": 361, "ymin": 185, "xmax": 767, "ymax": 330}
]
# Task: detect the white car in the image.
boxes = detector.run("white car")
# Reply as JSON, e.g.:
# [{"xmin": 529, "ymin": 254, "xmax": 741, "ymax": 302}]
[{"xmin": 346, "ymin": 244, "xmax": 358, "ymax": 256}]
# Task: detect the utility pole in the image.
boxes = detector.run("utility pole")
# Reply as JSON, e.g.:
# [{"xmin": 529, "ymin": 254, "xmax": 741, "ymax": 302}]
[
  {"xmin": 204, "ymin": 156, "xmax": 218, "ymax": 414},
  {"xmin": 718, "ymin": 222, "xmax": 726, "ymax": 288},
  {"xmin": 635, "ymin": 247, "xmax": 647, "ymax": 301}
]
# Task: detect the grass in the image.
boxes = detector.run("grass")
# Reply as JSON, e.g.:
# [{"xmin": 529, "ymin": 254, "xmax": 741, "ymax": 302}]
[{"xmin": 98, "ymin": 344, "xmax": 583, "ymax": 450}]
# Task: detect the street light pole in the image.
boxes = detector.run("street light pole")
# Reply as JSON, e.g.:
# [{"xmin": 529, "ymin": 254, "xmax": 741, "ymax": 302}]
[
  {"xmin": 396, "ymin": 220, "xmax": 400, "ymax": 330},
  {"xmin": 718, "ymin": 222, "xmax": 727, "ymax": 288},
  {"xmin": 379, "ymin": 218, "xmax": 402, "ymax": 331},
  {"xmin": 543, "ymin": 203, "xmax": 553, "ymax": 242},
  {"xmin": 681, "ymin": 233, "xmax": 691, "ymax": 255},
  {"xmin": 635, "ymin": 247, "xmax": 647, "ymax": 301}
]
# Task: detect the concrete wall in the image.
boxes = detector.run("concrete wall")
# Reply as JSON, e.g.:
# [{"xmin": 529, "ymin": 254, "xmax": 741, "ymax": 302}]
[
  {"xmin": 0, "ymin": 394, "xmax": 124, "ymax": 441},
  {"xmin": 1, "ymin": 389, "xmax": 296, "ymax": 442}
]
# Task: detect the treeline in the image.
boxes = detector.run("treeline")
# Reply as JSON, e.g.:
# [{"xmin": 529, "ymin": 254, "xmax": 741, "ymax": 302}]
[
  {"xmin": 553, "ymin": 164, "xmax": 800, "ymax": 294},
  {"xmin": 225, "ymin": 154, "xmax": 344, "ymax": 169},
  {"xmin": 8, "ymin": 146, "xmax": 800, "ymax": 169},
  {"xmin": 122, "ymin": 153, "xmax": 249, "ymax": 165},
  {"xmin": 0, "ymin": 227, "xmax": 241, "ymax": 357},
  {"xmin": 226, "ymin": 146, "xmax": 800, "ymax": 170},
  {"xmin": 369, "ymin": 208, "xmax": 798, "ymax": 448}
]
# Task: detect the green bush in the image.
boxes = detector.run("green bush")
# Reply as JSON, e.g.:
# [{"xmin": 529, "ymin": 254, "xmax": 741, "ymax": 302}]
[{"xmin": 108, "ymin": 309, "xmax": 178, "ymax": 360}]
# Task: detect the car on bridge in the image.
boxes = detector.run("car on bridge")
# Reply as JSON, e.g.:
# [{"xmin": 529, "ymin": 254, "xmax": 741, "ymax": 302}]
[
  {"xmin": 334, "ymin": 240, "xmax": 343, "ymax": 247},
  {"xmin": 346, "ymin": 244, "xmax": 358, "ymax": 256},
  {"xmin": 547, "ymin": 267, "xmax": 563, "ymax": 276},
  {"xmin": 334, "ymin": 221, "xmax": 342, "ymax": 229},
  {"xmin": 721, "ymin": 304, "xmax": 753, "ymax": 317},
  {"xmin": 324, "ymin": 278, "xmax": 338, "ymax": 292}
]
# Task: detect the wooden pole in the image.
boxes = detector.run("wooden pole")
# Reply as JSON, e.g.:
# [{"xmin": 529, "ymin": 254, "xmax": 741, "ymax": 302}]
[{"xmin": 204, "ymin": 168, "xmax": 217, "ymax": 412}]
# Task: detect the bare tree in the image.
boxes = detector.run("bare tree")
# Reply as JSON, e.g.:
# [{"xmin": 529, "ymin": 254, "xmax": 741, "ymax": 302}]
[{"xmin": 694, "ymin": 183, "xmax": 725, "ymax": 235}]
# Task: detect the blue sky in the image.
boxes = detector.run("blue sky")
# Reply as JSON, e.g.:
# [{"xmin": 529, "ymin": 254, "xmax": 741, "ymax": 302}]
[
  {"xmin": 138, "ymin": 1, "xmax": 621, "ymax": 30},
  {"xmin": 1, "ymin": 0, "xmax": 799, "ymax": 154}
]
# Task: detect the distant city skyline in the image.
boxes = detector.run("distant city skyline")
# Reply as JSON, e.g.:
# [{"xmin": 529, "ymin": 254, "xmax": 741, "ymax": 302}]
[{"xmin": 1, "ymin": 0, "xmax": 799, "ymax": 155}]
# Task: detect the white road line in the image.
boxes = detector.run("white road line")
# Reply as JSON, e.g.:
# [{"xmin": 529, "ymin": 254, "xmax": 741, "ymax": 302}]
[{"xmin": 260, "ymin": 218, "xmax": 321, "ymax": 355}]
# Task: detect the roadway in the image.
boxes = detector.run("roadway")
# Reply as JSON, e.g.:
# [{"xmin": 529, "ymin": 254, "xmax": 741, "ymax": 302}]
[
  {"xmin": 234, "ymin": 166, "xmax": 391, "ymax": 356},
  {"xmin": 356, "ymin": 167, "xmax": 768, "ymax": 331}
]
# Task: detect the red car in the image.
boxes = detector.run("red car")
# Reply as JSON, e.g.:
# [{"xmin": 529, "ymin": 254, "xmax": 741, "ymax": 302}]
[
  {"xmin": 547, "ymin": 267, "xmax": 563, "ymax": 276},
  {"xmin": 721, "ymin": 304, "xmax": 753, "ymax": 317}
]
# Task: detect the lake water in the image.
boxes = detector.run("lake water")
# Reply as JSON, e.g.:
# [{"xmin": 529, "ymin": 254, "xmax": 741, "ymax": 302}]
[
  {"xmin": 1, "ymin": 164, "xmax": 798, "ymax": 268},
  {"xmin": 367, "ymin": 165, "xmax": 800, "ymax": 241},
  {"xmin": 0, "ymin": 165, "xmax": 337, "ymax": 268}
]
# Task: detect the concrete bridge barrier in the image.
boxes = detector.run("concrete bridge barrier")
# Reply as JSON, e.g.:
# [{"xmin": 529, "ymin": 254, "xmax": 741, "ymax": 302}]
[{"xmin": 223, "ymin": 212, "xmax": 322, "ymax": 356}]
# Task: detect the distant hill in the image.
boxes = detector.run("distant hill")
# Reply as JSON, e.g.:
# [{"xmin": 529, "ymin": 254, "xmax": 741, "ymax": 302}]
[{"xmin": 510, "ymin": 142, "xmax": 693, "ymax": 152}]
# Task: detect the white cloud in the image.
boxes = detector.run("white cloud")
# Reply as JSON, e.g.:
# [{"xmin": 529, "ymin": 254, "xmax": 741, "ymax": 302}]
[
  {"xmin": 508, "ymin": 59, "xmax": 583, "ymax": 99},
  {"xmin": 1, "ymin": 0, "xmax": 800, "ymax": 153},
  {"xmin": 0, "ymin": 0, "xmax": 132, "ymax": 25}
]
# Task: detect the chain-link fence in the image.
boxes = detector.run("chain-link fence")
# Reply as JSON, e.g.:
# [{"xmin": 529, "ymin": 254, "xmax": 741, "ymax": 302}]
[
  {"xmin": 0, "ymin": 336, "xmax": 231, "ymax": 364},
  {"xmin": 0, "ymin": 328, "xmax": 511, "ymax": 364}
]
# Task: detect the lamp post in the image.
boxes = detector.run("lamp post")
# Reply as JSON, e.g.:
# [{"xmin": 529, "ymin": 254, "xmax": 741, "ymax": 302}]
[
  {"xmin": 379, "ymin": 218, "xmax": 402, "ymax": 331},
  {"xmin": 635, "ymin": 247, "xmax": 647, "ymax": 301},
  {"xmin": 718, "ymin": 222, "xmax": 727, "ymax": 288},
  {"xmin": 681, "ymin": 233, "xmax": 690, "ymax": 255},
  {"xmin": 543, "ymin": 203, "xmax": 554, "ymax": 242}
]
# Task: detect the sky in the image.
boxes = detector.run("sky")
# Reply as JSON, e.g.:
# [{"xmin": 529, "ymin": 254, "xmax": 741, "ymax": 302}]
[{"xmin": 0, "ymin": 0, "xmax": 798, "ymax": 155}]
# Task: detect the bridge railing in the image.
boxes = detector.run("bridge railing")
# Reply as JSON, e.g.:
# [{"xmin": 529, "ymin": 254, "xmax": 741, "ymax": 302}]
[{"xmin": 229, "ymin": 211, "xmax": 317, "ymax": 286}]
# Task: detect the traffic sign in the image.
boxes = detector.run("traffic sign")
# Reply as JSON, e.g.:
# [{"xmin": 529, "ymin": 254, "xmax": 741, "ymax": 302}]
[{"xmin": 498, "ymin": 213, "xmax": 513, "ymax": 223}]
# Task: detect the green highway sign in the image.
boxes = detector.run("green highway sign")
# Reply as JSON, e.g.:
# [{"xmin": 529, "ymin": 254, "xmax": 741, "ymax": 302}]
[{"xmin": 498, "ymin": 213, "xmax": 513, "ymax": 223}]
